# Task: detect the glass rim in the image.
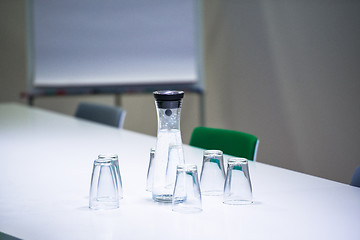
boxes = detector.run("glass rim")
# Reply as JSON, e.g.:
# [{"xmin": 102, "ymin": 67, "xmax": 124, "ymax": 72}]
[
  {"xmin": 97, "ymin": 154, "xmax": 118, "ymax": 160},
  {"xmin": 94, "ymin": 158, "xmax": 113, "ymax": 164},
  {"xmin": 176, "ymin": 164, "xmax": 198, "ymax": 172},
  {"xmin": 227, "ymin": 157, "xmax": 248, "ymax": 165},
  {"xmin": 204, "ymin": 150, "xmax": 223, "ymax": 156},
  {"xmin": 223, "ymin": 199, "xmax": 253, "ymax": 205}
]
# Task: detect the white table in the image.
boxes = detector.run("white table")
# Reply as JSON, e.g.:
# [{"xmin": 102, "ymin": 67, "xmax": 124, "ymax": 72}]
[{"xmin": 0, "ymin": 103, "xmax": 359, "ymax": 240}]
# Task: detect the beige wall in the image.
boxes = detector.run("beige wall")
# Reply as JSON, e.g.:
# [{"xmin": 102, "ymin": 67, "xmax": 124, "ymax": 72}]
[{"xmin": 1, "ymin": 0, "xmax": 360, "ymax": 184}]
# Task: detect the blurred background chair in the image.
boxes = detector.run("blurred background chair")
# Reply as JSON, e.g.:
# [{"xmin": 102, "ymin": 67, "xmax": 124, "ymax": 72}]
[
  {"xmin": 350, "ymin": 166, "xmax": 360, "ymax": 187},
  {"xmin": 189, "ymin": 127, "xmax": 259, "ymax": 161},
  {"xmin": 75, "ymin": 102, "xmax": 126, "ymax": 128}
]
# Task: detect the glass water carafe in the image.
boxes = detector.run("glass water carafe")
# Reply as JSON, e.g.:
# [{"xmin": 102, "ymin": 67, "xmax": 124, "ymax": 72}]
[{"xmin": 152, "ymin": 90, "xmax": 185, "ymax": 203}]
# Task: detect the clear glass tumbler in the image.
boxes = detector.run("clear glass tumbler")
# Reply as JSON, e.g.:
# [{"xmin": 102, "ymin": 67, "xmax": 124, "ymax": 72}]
[
  {"xmin": 146, "ymin": 148, "xmax": 155, "ymax": 192},
  {"xmin": 223, "ymin": 158, "xmax": 253, "ymax": 205},
  {"xmin": 200, "ymin": 150, "xmax": 226, "ymax": 196},
  {"xmin": 97, "ymin": 154, "xmax": 123, "ymax": 199},
  {"xmin": 172, "ymin": 164, "xmax": 202, "ymax": 213},
  {"xmin": 89, "ymin": 155, "xmax": 120, "ymax": 209}
]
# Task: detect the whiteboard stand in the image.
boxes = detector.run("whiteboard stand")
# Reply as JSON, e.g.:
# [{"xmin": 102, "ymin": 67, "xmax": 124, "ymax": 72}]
[
  {"xmin": 115, "ymin": 94, "xmax": 122, "ymax": 107},
  {"xmin": 22, "ymin": 87, "xmax": 206, "ymax": 127}
]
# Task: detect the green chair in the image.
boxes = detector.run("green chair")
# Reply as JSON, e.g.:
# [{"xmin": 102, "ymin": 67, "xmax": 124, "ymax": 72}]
[{"xmin": 189, "ymin": 127, "xmax": 259, "ymax": 161}]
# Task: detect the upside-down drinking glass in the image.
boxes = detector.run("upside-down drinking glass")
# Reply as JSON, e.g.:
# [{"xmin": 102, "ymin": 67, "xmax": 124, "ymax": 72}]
[
  {"xmin": 97, "ymin": 154, "xmax": 123, "ymax": 199},
  {"xmin": 200, "ymin": 150, "xmax": 226, "ymax": 196},
  {"xmin": 89, "ymin": 155, "xmax": 120, "ymax": 209},
  {"xmin": 223, "ymin": 158, "xmax": 253, "ymax": 205},
  {"xmin": 146, "ymin": 148, "xmax": 155, "ymax": 192},
  {"xmin": 172, "ymin": 164, "xmax": 202, "ymax": 213}
]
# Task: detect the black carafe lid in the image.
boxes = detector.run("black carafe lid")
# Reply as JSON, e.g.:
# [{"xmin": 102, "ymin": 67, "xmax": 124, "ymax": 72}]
[{"xmin": 153, "ymin": 90, "xmax": 184, "ymax": 109}]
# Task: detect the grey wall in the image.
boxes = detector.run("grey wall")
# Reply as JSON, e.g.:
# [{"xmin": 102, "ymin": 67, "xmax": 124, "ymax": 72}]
[
  {"xmin": 0, "ymin": 0, "xmax": 27, "ymax": 104},
  {"xmin": 1, "ymin": 0, "xmax": 359, "ymax": 184}
]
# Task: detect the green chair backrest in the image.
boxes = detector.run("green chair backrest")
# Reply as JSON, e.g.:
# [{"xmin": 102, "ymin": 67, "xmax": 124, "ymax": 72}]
[{"xmin": 189, "ymin": 127, "xmax": 259, "ymax": 161}]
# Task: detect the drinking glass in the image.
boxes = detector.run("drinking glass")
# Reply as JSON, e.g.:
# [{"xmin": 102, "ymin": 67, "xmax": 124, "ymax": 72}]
[
  {"xmin": 89, "ymin": 155, "xmax": 120, "ymax": 209},
  {"xmin": 146, "ymin": 148, "xmax": 155, "ymax": 192},
  {"xmin": 223, "ymin": 158, "xmax": 253, "ymax": 205},
  {"xmin": 172, "ymin": 164, "xmax": 202, "ymax": 213},
  {"xmin": 200, "ymin": 150, "xmax": 226, "ymax": 196},
  {"xmin": 97, "ymin": 154, "xmax": 123, "ymax": 199}
]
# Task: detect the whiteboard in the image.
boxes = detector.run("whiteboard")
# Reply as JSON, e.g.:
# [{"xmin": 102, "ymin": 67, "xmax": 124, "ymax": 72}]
[{"xmin": 27, "ymin": 0, "xmax": 203, "ymax": 94}]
